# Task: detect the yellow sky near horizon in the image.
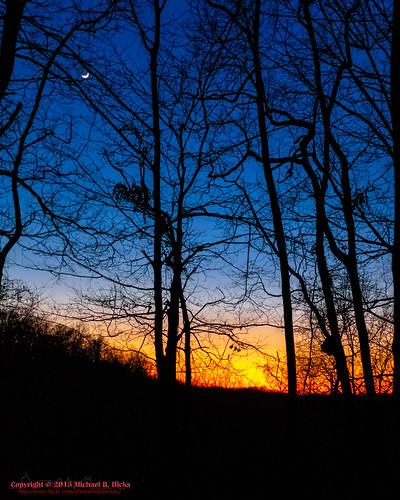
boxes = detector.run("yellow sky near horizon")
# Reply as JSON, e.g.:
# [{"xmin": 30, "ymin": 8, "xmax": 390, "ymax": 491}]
[
  {"xmin": 5, "ymin": 264, "xmax": 289, "ymax": 390},
  {"xmin": 108, "ymin": 323, "xmax": 288, "ymax": 390}
]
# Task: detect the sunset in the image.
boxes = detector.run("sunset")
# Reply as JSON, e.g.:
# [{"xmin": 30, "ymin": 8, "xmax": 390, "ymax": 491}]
[{"xmin": 1, "ymin": 0, "xmax": 399, "ymax": 498}]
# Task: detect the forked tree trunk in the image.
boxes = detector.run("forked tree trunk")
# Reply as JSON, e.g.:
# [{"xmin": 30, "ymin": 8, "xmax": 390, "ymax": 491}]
[
  {"xmin": 302, "ymin": 0, "xmax": 375, "ymax": 398},
  {"xmin": 299, "ymin": 133, "xmax": 352, "ymax": 399},
  {"xmin": 315, "ymin": 215, "xmax": 353, "ymax": 399}
]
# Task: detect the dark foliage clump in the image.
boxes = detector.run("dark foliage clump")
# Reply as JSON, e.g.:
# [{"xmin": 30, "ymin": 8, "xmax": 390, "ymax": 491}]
[{"xmin": 113, "ymin": 181, "xmax": 152, "ymax": 214}]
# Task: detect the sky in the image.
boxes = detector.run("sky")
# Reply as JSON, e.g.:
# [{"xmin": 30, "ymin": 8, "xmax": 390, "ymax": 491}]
[{"xmin": 1, "ymin": 0, "xmax": 393, "ymax": 393}]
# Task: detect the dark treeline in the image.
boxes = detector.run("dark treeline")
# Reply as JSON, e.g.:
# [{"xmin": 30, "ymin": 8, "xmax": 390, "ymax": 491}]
[
  {"xmin": 0, "ymin": 280, "xmax": 151, "ymax": 378},
  {"xmin": 0, "ymin": 0, "xmax": 397, "ymax": 401},
  {"xmin": 1, "ymin": 283, "xmax": 400, "ymax": 500},
  {"xmin": 0, "ymin": 282, "xmax": 151, "ymax": 499}
]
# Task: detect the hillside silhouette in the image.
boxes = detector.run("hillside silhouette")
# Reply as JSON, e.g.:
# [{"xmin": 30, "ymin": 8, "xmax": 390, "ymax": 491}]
[{"xmin": 1, "ymin": 307, "xmax": 399, "ymax": 499}]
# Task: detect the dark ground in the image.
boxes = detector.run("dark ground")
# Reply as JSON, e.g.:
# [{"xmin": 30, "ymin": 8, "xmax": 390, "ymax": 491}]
[{"xmin": 1, "ymin": 349, "xmax": 400, "ymax": 500}]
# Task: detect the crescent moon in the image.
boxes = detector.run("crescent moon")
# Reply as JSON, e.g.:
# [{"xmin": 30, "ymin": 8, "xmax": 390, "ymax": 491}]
[{"xmin": 81, "ymin": 72, "xmax": 89, "ymax": 79}]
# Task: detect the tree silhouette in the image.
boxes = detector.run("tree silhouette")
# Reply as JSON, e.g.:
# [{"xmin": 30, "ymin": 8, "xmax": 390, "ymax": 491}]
[
  {"xmin": 0, "ymin": 0, "xmax": 396, "ymax": 401},
  {"xmin": 202, "ymin": 0, "xmax": 298, "ymax": 400},
  {"xmin": 0, "ymin": 0, "xmax": 115, "ymax": 286},
  {"xmin": 392, "ymin": 0, "xmax": 400, "ymax": 395}
]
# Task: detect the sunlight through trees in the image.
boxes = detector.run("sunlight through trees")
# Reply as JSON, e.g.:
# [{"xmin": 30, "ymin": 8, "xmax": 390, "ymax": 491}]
[{"xmin": 0, "ymin": 0, "xmax": 396, "ymax": 399}]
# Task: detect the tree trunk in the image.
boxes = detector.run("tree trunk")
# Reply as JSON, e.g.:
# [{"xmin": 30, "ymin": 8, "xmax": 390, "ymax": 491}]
[
  {"xmin": 0, "ymin": 0, "xmax": 28, "ymax": 101},
  {"xmin": 392, "ymin": 0, "xmax": 400, "ymax": 396},
  {"xmin": 251, "ymin": 0, "xmax": 296, "ymax": 399},
  {"xmin": 165, "ymin": 264, "xmax": 180, "ymax": 386},
  {"xmin": 150, "ymin": 1, "xmax": 165, "ymax": 384},
  {"xmin": 180, "ymin": 286, "xmax": 192, "ymax": 388},
  {"xmin": 315, "ymin": 214, "xmax": 353, "ymax": 399},
  {"xmin": 299, "ymin": 134, "xmax": 352, "ymax": 399},
  {"xmin": 302, "ymin": 0, "xmax": 375, "ymax": 398},
  {"xmin": 333, "ymin": 149, "xmax": 376, "ymax": 398}
]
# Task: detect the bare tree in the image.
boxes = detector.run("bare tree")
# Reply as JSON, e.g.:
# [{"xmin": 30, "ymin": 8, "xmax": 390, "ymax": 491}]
[
  {"xmin": 2, "ymin": 0, "xmax": 394, "ymax": 402},
  {"xmin": 392, "ymin": 0, "xmax": 400, "ymax": 395},
  {"xmin": 30, "ymin": 0, "xmax": 262, "ymax": 393},
  {"xmin": 0, "ymin": 0, "xmax": 115, "ymax": 287},
  {"xmin": 202, "ymin": 0, "xmax": 298, "ymax": 399},
  {"xmin": 293, "ymin": 0, "xmax": 394, "ymax": 398}
]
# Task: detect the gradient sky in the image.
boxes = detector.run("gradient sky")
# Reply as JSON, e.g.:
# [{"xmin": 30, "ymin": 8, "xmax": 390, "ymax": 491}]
[{"xmin": 1, "ymin": 0, "xmax": 393, "ymax": 392}]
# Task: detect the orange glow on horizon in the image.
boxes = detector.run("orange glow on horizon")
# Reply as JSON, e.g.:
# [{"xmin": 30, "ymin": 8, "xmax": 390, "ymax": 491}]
[{"xmin": 101, "ymin": 325, "xmax": 394, "ymax": 395}]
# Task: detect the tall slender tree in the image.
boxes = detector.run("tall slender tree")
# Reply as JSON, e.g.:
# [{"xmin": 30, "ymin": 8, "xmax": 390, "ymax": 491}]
[
  {"xmin": 203, "ymin": 0, "xmax": 297, "ymax": 399},
  {"xmin": 392, "ymin": 0, "xmax": 400, "ymax": 395},
  {"xmin": 0, "ymin": 0, "xmax": 115, "ymax": 287}
]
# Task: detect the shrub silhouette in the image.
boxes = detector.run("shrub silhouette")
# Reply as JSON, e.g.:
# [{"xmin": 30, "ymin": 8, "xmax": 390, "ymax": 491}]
[{"xmin": 0, "ymin": 288, "xmax": 151, "ymax": 389}]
